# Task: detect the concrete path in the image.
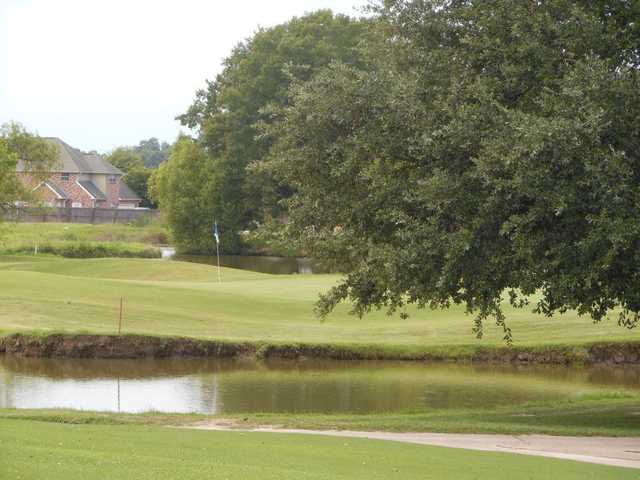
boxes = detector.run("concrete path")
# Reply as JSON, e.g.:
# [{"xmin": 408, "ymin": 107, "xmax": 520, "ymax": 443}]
[{"xmin": 188, "ymin": 423, "xmax": 640, "ymax": 469}]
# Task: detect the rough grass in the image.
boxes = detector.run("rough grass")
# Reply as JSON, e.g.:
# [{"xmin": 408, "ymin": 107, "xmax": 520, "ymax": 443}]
[
  {"xmin": 0, "ymin": 221, "xmax": 170, "ymax": 249},
  {"xmin": 0, "ymin": 416, "xmax": 637, "ymax": 479},
  {"xmin": 1, "ymin": 241, "xmax": 161, "ymax": 258},
  {"xmin": 0, "ymin": 222, "xmax": 169, "ymax": 258},
  {"xmin": 0, "ymin": 255, "xmax": 639, "ymax": 352}
]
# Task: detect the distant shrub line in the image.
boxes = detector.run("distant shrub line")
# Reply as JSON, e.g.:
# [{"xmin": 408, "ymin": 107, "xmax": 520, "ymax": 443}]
[{"xmin": 1, "ymin": 241, "xmax": 161, "ymax": 259}]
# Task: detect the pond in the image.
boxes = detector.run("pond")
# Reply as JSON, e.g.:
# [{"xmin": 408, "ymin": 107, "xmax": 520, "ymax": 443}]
[
  {"xmin": 1, "ymin": 356, "xmax": 638, "ymax": 414},
  {"xmin": 173, "ymin": 254, "xmax": 317, "ymax": 275}
]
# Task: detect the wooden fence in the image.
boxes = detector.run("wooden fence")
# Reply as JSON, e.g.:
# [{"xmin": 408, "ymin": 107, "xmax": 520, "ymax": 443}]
[{"xmin": 4, "ymin": 207, "xmax": 160, "ymax": 224}]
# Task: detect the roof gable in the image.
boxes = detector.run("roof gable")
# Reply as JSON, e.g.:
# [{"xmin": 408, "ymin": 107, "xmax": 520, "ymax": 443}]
[{"xmin": 17, "ymin": 137, "xmax": 123, "ymax": 175}]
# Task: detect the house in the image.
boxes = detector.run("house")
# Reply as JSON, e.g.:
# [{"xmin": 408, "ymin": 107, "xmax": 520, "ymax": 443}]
[{"xmin": 18, "ymin": 138, "xmax": 142, "ymax": 209}]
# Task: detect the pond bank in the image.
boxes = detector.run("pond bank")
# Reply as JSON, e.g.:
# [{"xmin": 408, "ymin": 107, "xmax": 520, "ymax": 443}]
[{"xmin": 1, "ymin": 333, "xmax": 639, "ymax": 364}]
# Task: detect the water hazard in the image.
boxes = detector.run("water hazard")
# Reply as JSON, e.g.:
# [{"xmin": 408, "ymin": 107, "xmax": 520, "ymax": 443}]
[{"xmin": 0, "ymin": 356, "xmax": 638, "ymax": 414}]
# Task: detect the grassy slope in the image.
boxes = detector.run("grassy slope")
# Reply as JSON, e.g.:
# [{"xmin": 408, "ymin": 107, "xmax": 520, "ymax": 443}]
[
  {"xmin": 2, "ymin": 396, "xmax": 639, "ymax": 436},
  {"xmin": 0, "ymin": 255, "xmax": 639, "ymax": 349},
  {"xmin": 1, "ymin": 417, "xmax": 636, "ymax": 479}
]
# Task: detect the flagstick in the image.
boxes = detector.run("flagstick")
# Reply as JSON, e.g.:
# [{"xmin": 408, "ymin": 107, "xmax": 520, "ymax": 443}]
[{"xmin": 216, "ymin": 240, "xmax": 222, "ymax": 283}]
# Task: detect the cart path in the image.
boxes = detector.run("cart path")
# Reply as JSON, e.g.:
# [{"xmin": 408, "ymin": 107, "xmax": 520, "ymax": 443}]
[{"xmin": 186, "ymin": 422, "xmax": 640, "ymax": 469}]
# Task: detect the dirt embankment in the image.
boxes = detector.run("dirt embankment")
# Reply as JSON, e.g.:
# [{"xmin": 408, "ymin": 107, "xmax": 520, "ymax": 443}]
[{"xmin": 0, "ymin": 333, "xmax": 639, "ymax": 364}]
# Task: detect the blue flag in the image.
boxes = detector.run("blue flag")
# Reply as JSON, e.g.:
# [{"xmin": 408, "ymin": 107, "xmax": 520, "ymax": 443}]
[{"xmin": 213, "ymin": 221, "xmax": 220, "ymax": 245}]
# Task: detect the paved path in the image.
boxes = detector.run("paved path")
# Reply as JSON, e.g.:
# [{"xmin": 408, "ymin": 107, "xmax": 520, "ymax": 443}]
[{"xmin": 188, "ymin": 423, "xmax": 640, "ymax": 469}]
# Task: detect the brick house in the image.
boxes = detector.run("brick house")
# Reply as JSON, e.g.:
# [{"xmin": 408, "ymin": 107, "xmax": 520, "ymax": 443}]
[{"xmin": 18, "ymin": 138, "xmax": 142, "ymax": 209}]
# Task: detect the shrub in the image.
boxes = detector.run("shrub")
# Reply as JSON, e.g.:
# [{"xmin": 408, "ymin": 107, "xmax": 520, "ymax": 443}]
[{"xmin": 2, "ymin": 241, "xmax": 161, "ymax": 259}]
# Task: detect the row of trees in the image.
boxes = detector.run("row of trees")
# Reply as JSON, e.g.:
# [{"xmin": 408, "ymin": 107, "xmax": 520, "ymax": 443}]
[
  {"xmin": 153, "ymin": 1, "xmax": 640, "ymax": 334},
  {"xmin": 152, "ymin": 10, "xmax": 368, "ymax": 253}
]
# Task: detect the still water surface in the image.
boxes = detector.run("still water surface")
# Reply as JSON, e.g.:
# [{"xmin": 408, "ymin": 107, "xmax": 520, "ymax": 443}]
[
  {"xmin": 174, "ymin": 254, "xmax": 317, "ymax": 274},
  {"xmin": 0, "ymin": 356, "xmax": 638, "ymax": 414}
]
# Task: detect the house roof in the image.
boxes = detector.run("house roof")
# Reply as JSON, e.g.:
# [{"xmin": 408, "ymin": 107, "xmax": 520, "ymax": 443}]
[
  {"xmin": 119, "ymin": 182, "xmax": 142, "ymax": 201},
  {"xmin": 17, "ymin": 138, "xmax": 123, "ymax": 175},
  {"xmin": 77, "ymin": 180, "xmax": 107, "ymax": 200},
  {"xmin": 44, "ymin": 181, "xmax": 69, "ymax": 199}
]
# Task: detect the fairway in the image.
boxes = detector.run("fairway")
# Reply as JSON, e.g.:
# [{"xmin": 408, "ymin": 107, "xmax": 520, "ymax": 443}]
[
  {"xmin": 1, "ymin": 255, "xmax": 639, "ymax": 348},
  {"xmin": 1, "ymin": 418, "xmax": 637, "ymax": 480}
]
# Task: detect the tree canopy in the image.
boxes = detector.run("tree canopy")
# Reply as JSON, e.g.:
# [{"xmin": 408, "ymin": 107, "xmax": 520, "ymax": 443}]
[
  {"xmin": 150, "ymin": 137, "xmax": 216, "ymax": 252},
  {"xmin": 267, "ymin": 0, "xmax": 640, "ymax": 338},
  {"xmin": 134, "ymin": 138, "xmax": 171, "ymax": 168},
  {"xmin": 0, "ymin": 123, "xmax": 58, "ymax": 214},
  {"xmin": 161, "ymin": 10, "xmax": 368, "ymax": 253},
  {"xmin": 104, "ymin": 147, "xmax": 156, "ymax": 208}
]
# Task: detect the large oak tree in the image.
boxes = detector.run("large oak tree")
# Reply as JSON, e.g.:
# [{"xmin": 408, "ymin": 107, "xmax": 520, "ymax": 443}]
[{"xmin": 268, "ymin": 0, "xmax": 640, "ymax": 338}]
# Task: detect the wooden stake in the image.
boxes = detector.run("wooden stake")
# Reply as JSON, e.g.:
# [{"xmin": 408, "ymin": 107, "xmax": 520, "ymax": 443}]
[{"xmin": 118, "ymin": 297, "xmax": 123, "ymax": 335}]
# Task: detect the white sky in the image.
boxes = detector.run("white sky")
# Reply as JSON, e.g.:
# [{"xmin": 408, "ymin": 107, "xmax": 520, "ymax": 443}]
[{"xmin": 0, "ymin": 0, "xmax": 366, "ymax": 152}]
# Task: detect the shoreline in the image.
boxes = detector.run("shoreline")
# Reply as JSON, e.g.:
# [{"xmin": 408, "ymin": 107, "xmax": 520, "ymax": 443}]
[{"xmin": 1, "ymin": 333, "xmax": 639, "ymax": 364}]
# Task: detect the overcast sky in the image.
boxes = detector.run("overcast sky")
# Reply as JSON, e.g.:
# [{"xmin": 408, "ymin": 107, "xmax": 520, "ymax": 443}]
[{"xmin": 0, "ymin": 0, "xmax": 366, "ymax": 152}]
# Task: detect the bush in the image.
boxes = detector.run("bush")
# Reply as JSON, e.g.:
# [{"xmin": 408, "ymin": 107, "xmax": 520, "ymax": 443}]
[{"xmin": 2, "ymin": 241, "xmax": 161, "ymax": 259}]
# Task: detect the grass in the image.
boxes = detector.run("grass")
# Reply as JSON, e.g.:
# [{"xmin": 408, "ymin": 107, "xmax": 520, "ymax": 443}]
[
  {"xmin": 0, "ymin": 416, "xmax": 637, "ymax": 479},
  {"xmin": 0, "ymin": 221, "xmax": 170, "ymax": 245},
  {"xmin": 2, "ymin": 394, "xmax": 639, "ymax": 436},
  {"xmin": 0, "ymin": 254, "xmax": 639, "ymax": 351},
  {"xmin": 0, "ymin": 221, "xmax": 169, "ymax": 259},
  {"xmin": 229, "ymin": 398, "xmax": 640, "ymax": 436}
]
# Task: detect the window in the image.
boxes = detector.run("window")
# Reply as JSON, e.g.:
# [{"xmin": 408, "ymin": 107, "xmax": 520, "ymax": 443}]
[
  {"xmin": 109, "ymin": 176, "xmax": 117, "ymax": 184},
  {"xmin": 60, "ymin": 173, "xmax": 70, "ymax": 181}
]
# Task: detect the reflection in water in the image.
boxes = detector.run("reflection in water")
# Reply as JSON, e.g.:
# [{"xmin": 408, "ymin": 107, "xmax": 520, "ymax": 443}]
[{"xmin": 0, "ymin": 356, "xmax": 638, "ymax": 414}]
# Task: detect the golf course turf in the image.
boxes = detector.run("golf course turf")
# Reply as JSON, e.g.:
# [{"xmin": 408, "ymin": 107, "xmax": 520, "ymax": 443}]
[
  {"xmin": 1, "ymin": 416, "xmax": 638, "ymax": 479},
  {"xmin": 0, "ymin": 255, "xmax": 639, "ymax": 352},
  {"xmin": 1, "ymin": 254, "xmax": 639, "ymax": 477}
]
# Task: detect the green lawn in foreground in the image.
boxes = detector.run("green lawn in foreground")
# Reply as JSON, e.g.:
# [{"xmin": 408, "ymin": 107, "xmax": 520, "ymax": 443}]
[
  {"xmin": 0, "ymin": 418, "xmax": 636, "ymax": 480},
  {"xmin": 1, "ymin": 255, "xmax": 639, "ymax": 348}
]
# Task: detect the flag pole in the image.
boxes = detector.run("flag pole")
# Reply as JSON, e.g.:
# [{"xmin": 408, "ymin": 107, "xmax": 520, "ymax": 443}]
[
  {"xmin": 216, "ymin": 239, "xmax": 221, "ymax": 283},
  {"xmin": 214, "ymin": 220, "xmax": 222, "ymax": 283}
]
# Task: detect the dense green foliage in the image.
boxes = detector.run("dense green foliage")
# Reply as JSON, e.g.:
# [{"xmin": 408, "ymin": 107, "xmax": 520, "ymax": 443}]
[
  {"xmin": 4, "ymin": 418, "xmax": 634, "ymax": 480},
  {"xmin": 269, "ymin": 0, "xmax": 640, "ymax": 338},
  {"xmin": 134, "ymin": 137, "xmax": 171, "ymax": 168},
  {"xmin": 104, "ymin": 147, "xmax": 155, "ymax": 208},
  {"xmin": 0, "ymin": 123, "xmax": 57, "ymax": 214},
  {"xmin": 157, "ymin": 10, "xmax": 367, "ymax": 254},
  {"xmin": 150, "ymin": 137, "xmax": 220, "ymax": 252}
]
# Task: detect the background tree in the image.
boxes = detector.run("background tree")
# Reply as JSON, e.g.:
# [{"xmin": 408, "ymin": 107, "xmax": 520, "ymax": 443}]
[
  {"xmin": 105, "ymin": 147, "xmax": 144, "ymax": 172},
  {"xmin": 134, "ymin": 138, "xmax": 171, "ymax": 168},
  {"xmin": 268, "ymin": 0, "xmax": 640, "ymax": 338},
  {"xmin": 150, "ymin": 137, "xmax": 219, "ymax": 252},
  {"xmin": 104, "ymin": 147, "xmax": 156, "ymax": 208},
  {"xmin": 0, "ymin": 122, "xmax": 58, "ymax": 214},
  {"xmin": 171, "ymin": 10, "xmax": 367, "ymax": 254}
]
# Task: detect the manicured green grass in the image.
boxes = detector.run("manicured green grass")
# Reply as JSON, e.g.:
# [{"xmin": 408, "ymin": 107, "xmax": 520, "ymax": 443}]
[
  {"xmin": 0, "ymin": 417, "xmax": 636, "ymax": 479},
  {"xmin": 0, "ymin": 255, "xmax": 639, "ymax": 349}
]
